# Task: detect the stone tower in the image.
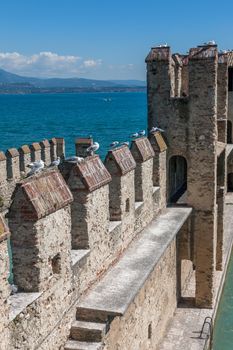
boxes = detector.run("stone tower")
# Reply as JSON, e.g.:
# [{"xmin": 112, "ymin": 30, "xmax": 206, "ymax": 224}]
[{"xmin": 146, "ymin": 43, "xmax": 229, "ymax": 307}]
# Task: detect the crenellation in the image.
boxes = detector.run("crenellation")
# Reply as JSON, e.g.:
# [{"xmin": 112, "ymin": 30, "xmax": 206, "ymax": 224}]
[
  {"xmin": 75, "ymin": 137, "xmax": 93, "ymax": 157},
  {"xmin": 149, "ymin": 131, "xmax": 167, "ymax": 208},
  {"xmin": 30, "ymin": 142, "xmax": 42, "ymax": 162},
  {"xmin": 55, "ymin": 137, "xmax": 65, "ymax": 159},
  {"xmin": 40, "ymin": 139, "xmax": 51, "ymax": 165},
  {"xmin": 8, "ymin": 170, "xmax": 73, "ymax": 292},
  {"xmin": 0, "ymin": 151, "xmax": 7, "ymax": 183},
  {"xmin": 105, "ymin": 145, "xmax": 136, "ymax": 221},
  {"xmin": 6, "ymin": 148, "xmax": 20, "ymax": 180},
  {"xmin": 65, "ymin": 155, "xmax": 111, "ymax": 249},
  {"xmin": 131, "ymin": 137, "xmax": 154, "ymax": 201},
  {"xmin": 49, "ymin": 137, "xmax": 57, "ymax": 161},
  {"xmin": 18, "ymin": 144, "xmax": 31, "ymax": 173}
]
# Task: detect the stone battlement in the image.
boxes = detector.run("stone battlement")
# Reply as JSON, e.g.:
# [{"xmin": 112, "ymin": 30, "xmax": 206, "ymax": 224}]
[{"xmin": 0, "ymin": 131, "xmax": 170, "ymax": 350}]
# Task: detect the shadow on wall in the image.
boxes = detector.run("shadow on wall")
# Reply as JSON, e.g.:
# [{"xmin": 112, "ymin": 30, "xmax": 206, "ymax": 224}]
[{"xmin": 169, "ymin": 156, "xmax": 187, "ymax": 203}]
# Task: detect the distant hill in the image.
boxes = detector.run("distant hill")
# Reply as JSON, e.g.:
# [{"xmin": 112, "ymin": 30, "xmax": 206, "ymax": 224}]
[{"xmin": 0, "ymin": 68, "xmax": 146, "ymax": 92}]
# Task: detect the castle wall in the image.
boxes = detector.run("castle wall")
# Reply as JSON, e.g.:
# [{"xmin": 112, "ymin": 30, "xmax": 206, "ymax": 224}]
[
  {"xmin": 103, "ymin": 238, "xmax": 177, "ymax": 350},
  {"xmin": 0, "ymin": 221, "xmax": 11, "ymax": 350},
  {"xmin": 1, "ymin": 40, "xmax": 232, "ymax": 348}
]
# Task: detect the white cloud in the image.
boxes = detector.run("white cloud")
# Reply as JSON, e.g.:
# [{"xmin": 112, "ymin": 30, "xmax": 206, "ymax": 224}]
[
  {"xmin": 83, "ymin": 59, "xmax": 102, "ymax": 68},
  {"xmin": 0, "ymin": 51, "xmax": 102, "ymax": 78}
]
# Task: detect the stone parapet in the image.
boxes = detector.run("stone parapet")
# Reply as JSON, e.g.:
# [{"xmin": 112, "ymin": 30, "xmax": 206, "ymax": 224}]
[
  {"xmin": 40, "ymin": 139, "xmax": 51, "ymax": 165},
  {"xmin": 66, "ymin": 155, "xmax": 111, "ymax": 249},
  {"xmin": 8, "ymin": 170, "xmax": 73, "ymax": 292}
]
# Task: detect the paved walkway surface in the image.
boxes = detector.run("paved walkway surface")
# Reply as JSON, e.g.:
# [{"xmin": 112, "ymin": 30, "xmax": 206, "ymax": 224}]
[
  {"xmin": 79, "ymin": 207, "xmax": 192, "ymax": 316},
  {"xmin": 159, "ymin": 194, "xmax": 233, "ymax": 350}
]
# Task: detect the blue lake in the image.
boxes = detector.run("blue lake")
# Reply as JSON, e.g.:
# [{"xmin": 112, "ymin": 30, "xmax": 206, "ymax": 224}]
[{"xmin": 0, "ymin": 92, "xmax": 147, "ymax": 158}]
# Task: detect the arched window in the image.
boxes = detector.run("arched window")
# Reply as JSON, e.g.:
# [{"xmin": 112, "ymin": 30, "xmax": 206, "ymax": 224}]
[
  {"xmin": 169, "ymin": 156, "xmax": 187, "ymax": 203},
  {"xmin": 227, "ymin": 173, "xmax": 233, "ymax": 192},
  {"xmin": 227, "ymin": 120, "xmax": 232, "ymax": 144}
]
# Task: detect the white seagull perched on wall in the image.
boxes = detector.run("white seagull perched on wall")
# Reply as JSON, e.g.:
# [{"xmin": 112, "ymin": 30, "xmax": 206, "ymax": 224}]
[
  {"xmin": 86, "ymin": 142, "xmax": 100, "ymax": 155},
  {"xmin": 65, "ymin": 156, "xmax": 84, "ymax": 164},
  {"xmin": 150, "ymin": 126, "xmax": 165, "ymax": 133},
  {"xmin": 50, "ymin": 157, "xmax": 60, "ymax": 167},
  {"xmin": 27, "ymin": 160, "xmax": 44, "ymax": 176},
  {"xmin": 110, "ymin": 141, "xmax": 119, "ymax": 148},
  {"xmin": 138, "ymin": 130, "xmax": 146, "ymax": 136},
  {"xmin": 121, "ymin": 141, "xmax": 129, "ymax": 146},
  {"xmin": 130, "ymin": 132, "xmax": 139, "ymax": 138}
]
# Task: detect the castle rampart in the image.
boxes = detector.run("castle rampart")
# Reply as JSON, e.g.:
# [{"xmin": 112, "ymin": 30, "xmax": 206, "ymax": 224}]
[{"xmin": 0, "ymin": 42, "xmax": 233, "ymax": 350}]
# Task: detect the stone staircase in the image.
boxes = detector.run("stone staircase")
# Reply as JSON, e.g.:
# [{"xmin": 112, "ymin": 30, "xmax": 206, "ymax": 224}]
[
  {"xmin": 65, "ymin": 308, "xmax": 111, "ymax": 349},
  {"xmin": 64, "ymin": 317, "xmax": 107, "ymax": 350}
]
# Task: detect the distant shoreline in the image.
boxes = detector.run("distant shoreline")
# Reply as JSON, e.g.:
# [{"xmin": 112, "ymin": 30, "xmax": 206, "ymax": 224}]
[{"xmin": 0, "ymin": 86, "xmax": 146, "ymax": 95}]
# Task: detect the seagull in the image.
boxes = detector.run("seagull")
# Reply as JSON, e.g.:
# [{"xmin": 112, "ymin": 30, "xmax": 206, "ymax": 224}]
[
  {"xmin": 138, "ymin": 130, "xmax": 146, "ymax": 136},
  {"xmin": 65, "ymin": 156, "xmax": 84, "ymax": 164},
  {"xmin": 130, "ymin": 132, "xmax": 139, "ymax": 138},
  {"xmin": 10, "ymin": 284, "xmax": 18, "ymax": 295},
  {"xmin": 121, "ymin": 141, "xmax": 130, "ymax": 146},
  {"xmin": 27, "ymin": 160, "xmax": 44, "ymax": 176},
  {"xmin": 110, "ymin": 141, "xmax": 119, "ymax": 148},
  {"xmin": 50, "ymin": 157, "xmax": 60, "ymax": 167},
  {"xmin": 150, "ymin": 126, "xmax": 165, "ymax": 133},
  {"xmin": 158, "ymin": 43, "xmax": 168, "ymax": 48},
  {"xmin": 27, "ymin": 159, "xmax": 44, "ymax": 169},
  {"xmin": 86, "ymin": 142, "xmax": 100, "ymax": 155},
  {"xmin": 203, "ymin": 40, "xmax": 216, "ymax": 46}
]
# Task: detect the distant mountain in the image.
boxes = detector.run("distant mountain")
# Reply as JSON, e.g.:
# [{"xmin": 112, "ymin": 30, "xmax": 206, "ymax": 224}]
[
  {"xmin": 0, "ymin": 68, "xmax": 146, "ymax": 90},
  {"xmin": 108, "ymin": 80, "xmax": 146, "ymax": 86}
]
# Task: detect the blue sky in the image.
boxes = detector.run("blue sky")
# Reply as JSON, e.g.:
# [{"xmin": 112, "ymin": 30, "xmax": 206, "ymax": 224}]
[{"xmin": 0, "ymin": 0, "xmax": 233, "ymax": 80}]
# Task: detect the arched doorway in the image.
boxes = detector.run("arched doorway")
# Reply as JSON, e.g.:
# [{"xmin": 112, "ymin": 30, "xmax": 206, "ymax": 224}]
[
  {"xmin": 169, "ymin": 156, "xmax": 187, "ymax": 203},
  {"xmin": 227, "ymin": 120, "xmax": 232, "ymax": 144},
  {"xmin": 227, "ymin": 173, "xmax": 233, "ymax": 192}
]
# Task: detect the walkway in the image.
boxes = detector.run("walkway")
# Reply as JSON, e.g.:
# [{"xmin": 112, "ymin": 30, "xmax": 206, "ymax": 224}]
[{"xmin": 159, "ymin": 193, "xmax": 233, "ymax": 350}]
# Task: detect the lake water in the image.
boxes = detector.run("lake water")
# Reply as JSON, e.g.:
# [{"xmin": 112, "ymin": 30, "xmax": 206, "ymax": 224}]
[
  {"xmin": 0, "ymin": 92, "xmax": 147, "ymax": 158},
  {"xmin": 212, "ymin": 250, "xmax": 233, "ymax": 350}
]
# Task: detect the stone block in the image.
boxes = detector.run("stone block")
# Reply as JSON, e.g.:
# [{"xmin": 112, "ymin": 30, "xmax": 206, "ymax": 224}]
[
  {"xmin": 55, "ymin": 137, "xmax": 65, "ymax": 160},
  {"xmin": 105, "ymin": 145, "xmax": 136, "ymax": 221},
  {"xmin": 18, "ymin": 145, "xmax": 31, "ymax": 173},
  {"xmin": 6, "ymin": 148, "xmax": 20, "ymax": 180},
  {"xmin": 30, "ymin": 142, "xmax": 41, "ymax": 162},
  {"xmin": 40, "ymin": 139, "xmax": 51, "ymax": 165},
  {"xmin": 67, "ymin": 156, "xmax": 111, "ymax": 249},
  {"xmin": 75, "ymin": 138, "xmax": 93, "ymax": 157},
  {"xmin": 131, "ymin": 137, "xmax": 154, "ymax": 202},
  {"xmin": 49, "ymin": 138, "xmax": 57, "ymax": 161}
]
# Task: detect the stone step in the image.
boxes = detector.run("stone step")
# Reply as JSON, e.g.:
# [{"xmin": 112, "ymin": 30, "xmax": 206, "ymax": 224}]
[
  {"xmin": 76, "ymin": 307, "xmax": 111, "ymax": 323},
  {"xmin": 64, "ymin": 340, "xmax": 103, "ymax": 350},
  {"xmin": 71, "ymin": 320, "xmax": 106, "ymax": 342}
]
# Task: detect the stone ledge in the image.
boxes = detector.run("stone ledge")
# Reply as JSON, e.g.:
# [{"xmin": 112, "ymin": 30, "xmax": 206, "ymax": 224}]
[
  {"xmin": 153, "ymin": 186, "xmax": 160, "ymax": 195},
  {"xmin": 217, "ymin": 141, "xmax": 225, "ymax": 156},
  {"xmin": 226, "ymin": 144, "xmax": 233, "ymax": 157},
  {"xmin": 78, "ymin": 207, "xmax": 192, "ymax": 316},
  {"xmin": 135, "ymin": 201, "xmax": 143, "ymax": 211},
  {"xmin": 71, "ymin": 250, "xmax": 90, "ymax": 270},
  {"xmin": 9, "ymin": 292, "xmax": 42, "ymax": 321},
  {"xmin": 108, "ymin": 221, "xmax": 121, "ymax": 234}
]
